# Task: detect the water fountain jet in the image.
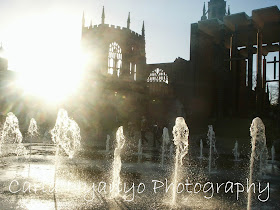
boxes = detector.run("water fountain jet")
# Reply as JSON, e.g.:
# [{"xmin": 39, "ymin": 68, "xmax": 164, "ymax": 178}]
[
  {"xmin": 198, "ymin": 139, "xmax": 203, "ymax": 159},
  {"xmin": 0, "ymin": 112, "xmax": 26, "ymax": 156},
  {"xmin": 247, "ymin": 117, "xmax": 268, "ymax": 210},
  {"xmin": 111, "ymin": 126, "xmax": 125, "ymax": 198},
  {"xmin": 207, "ymin": 125, "xmax": 218, "ymax": 173},
  {"xmin": 232, "ymin": 140, "xmax": 240, "ymax": 161},
  {"xmin": 27, "ymin": 118, "xmax": 39, "ymax": 154},
  {"xmin": 28, "ymin": 118, "xmax": 39, "ymax": 137},
  {"xmin": 27, "ymin": 118, "xmax": 39, "ymax": 177},
  {"xmin": 161, "ymin": 127, "xmax": 170, "ymax": 166},
  {"xmin": 171, "ymin": 117, "xmax": 189, "ymax": 205},
  {"xmin": 51, "ymin": 109, "xmax": 81, "ymax": 192},
  {"xmin": 51, "ymin": 109, "xmax": 81, "ymax": 159}
]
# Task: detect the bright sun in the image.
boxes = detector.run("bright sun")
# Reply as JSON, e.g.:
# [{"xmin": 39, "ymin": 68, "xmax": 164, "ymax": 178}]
[
  {"xmin": 16, "ymin": 47, "xmax": 87, "ymax": 103},
  {"xmin": 6, "ymin": 10, "xmax": 88, "ymax": 103}
]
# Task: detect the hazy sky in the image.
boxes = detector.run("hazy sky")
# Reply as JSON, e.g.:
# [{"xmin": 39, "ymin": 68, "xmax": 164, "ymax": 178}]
[{"xmin": 0, "ymin": 0, "xmax": 279, "ymax": 72}]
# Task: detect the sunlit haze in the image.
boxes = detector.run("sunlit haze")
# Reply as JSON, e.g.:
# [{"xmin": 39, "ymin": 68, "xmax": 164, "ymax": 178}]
[
  {"xmin": 0, "ymin": 0, "xmax": 279, "ymax": 102},
  {"xmin": 0, "ymin": 1, "xmax": 279, "ymax": 209},
  {"xmin": 8, "ymin": 9, "xmax": 86, "ymax": 102}
]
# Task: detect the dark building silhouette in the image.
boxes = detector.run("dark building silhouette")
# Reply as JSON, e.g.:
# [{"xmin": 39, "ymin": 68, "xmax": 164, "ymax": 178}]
[
  {"xmin": 191, "ymin": 3, "xmax": 280, "ymax": 120},
  {"xmin": 80, "ymin": 2, "xmax": 280, "ymax": 135}
]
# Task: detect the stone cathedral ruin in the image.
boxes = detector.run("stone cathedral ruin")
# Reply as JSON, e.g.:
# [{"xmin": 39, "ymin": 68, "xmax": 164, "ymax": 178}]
[{"xmin": 0, "ymin": 0, "xmax": 279, "ymax": 145}]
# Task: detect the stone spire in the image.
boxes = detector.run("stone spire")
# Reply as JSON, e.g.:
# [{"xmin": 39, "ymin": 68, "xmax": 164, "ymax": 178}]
[
  {"xmin": 127, "ymin": 12, "xmax": 131, "ymax": 29},
  {"xmin": 203, "ymin": 2, "xmax": 206, "ymax": 15},
  {"xmin": 228, "ymin": 5, "xmax": 231, "ymax": 15},
  {"xmin": 201, "ymin": 2, "xmax": 207, "ymax": 20},
  {"xmin": 101, "ymin": 6, "xmax": 105, "ymax": 24},
  {"xmin": 142, "ymin": 21, "xmax": 145, "ymax": 37},
  {"xmin": 82, "ymin": 11, "xmax": 85, "ymax": 27}
]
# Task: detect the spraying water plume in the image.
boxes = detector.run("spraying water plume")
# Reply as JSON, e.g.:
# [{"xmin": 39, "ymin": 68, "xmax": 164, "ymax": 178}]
[
  {"xmin": 28, "ymin": 118, "xmax": 39, "ymax": 137},
  {"xmin": 50, "ymin": 108, "xmax": 81, "ymax": 207},
  {"xmin": 161, "ymin": 127, "xmax": 170, "ymax": 166},
  {"xmin": 0, "ymin": 112, "xmax": 26, "ymax": 156},
  {"xmin": 171, "ymin": 117, "xmax": 189, "ymax": 205},
  {"xmin": 232, "ymin": 140, "xmax": 240, "ymax": 161},
  {"xmin": 207, "ymin": 125, "xmax": 218, "ymax": 173},
  {"xmin": 51, "ymin": 109, "xmax": 81, "ymax": 159},
  {"xmin": 27, "ymin": 118, "xmax": 39, "ymax": 177},
  {"xmin": 247, "ymin": 117, "xmax": 268, "ymax": 210},
  {"xmin": 27, "ymin": 118, "xmax": 39, "ymax": 155},
  {"xmin": 111, "ymin": 126, "xmax": 125, "ymax": 198}
]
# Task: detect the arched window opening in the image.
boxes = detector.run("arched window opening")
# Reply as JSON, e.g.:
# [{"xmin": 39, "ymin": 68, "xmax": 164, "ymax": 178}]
[
  {"xmin": 108, "ymin": 42, "xmax": 122, "ymax": 77},
  {"xmin": 134, "ymin": 64, "xmax": 137, "ymax": 81},
  {"xmin": 147, "ymin": 68, "xmax": 168, "ymax": 84},
  {"xmin": 130, "ymin": 62, "xmax": 132, "ymax": 75}
]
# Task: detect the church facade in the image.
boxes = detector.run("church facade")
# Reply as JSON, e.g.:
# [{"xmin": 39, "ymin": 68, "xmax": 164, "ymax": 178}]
[
  {"xmin": 80, "ymin": 0, "xmax": 280, "ymax": 137},
  {"xmin": 0, "ymin": 0, "xmax": 279, "ymax": 143}
]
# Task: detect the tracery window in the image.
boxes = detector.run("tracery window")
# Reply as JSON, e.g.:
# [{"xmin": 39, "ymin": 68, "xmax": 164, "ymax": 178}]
[
  {"xmin": 108, "ymin": 42, "xmax": 122, "ymax": 77},
  {"xmin": 147, "ymin": 68, "xmax": 168, "ymax": 84}
]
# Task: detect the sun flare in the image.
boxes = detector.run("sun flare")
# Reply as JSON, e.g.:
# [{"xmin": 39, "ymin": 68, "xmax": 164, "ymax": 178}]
[
  {"xmin": 16, "ymin": 48, "xmax": 88, "ymax": 103},
  {"xmin": 6, "ymin": 10, "xmax": 88, "ymax": 103}
]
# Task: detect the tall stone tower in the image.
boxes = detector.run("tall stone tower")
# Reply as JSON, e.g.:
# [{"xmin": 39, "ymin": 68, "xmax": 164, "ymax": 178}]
[{"xmin": 208, "ymin": 0, "xmax": 226, "ymax": 20}]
